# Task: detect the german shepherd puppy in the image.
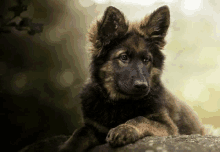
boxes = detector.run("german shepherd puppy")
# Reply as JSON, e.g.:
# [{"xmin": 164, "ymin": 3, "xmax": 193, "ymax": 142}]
[{"xmin": 59, "ymin": 5, "xmax": 205, "ymax": 152}]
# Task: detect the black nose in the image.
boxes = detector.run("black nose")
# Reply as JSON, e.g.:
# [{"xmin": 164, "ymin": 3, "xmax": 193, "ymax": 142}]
[{"xmin": 134, "ymin": 81, "xmax": 148, "ymax": 90}]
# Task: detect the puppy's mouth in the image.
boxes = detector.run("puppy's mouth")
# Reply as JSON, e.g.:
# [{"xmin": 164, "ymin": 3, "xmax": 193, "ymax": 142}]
[{"xmin": 116, "ymin": 82, "xmax": 150, "ymax": 98}]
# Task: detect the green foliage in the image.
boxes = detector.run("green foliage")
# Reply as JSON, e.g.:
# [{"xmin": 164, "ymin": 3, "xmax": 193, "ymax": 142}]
[{"xmin": 0, "ymin": 0, "xmax": 43, "ymax": 36}]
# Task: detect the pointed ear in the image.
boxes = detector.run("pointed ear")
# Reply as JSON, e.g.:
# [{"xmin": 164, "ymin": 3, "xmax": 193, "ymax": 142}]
[
  {"xmin": 141, "ymin": 5, "xmax": 170, "ymax": 39},
  {"xmin": 98, "ymin": 6, "xmax": 128, "ymax": 45}
]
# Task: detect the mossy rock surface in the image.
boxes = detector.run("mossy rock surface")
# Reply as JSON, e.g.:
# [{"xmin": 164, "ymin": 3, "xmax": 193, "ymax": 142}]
[{"xmin": 20, "ymin": 134, "xmax": 220, "ymax": 152}]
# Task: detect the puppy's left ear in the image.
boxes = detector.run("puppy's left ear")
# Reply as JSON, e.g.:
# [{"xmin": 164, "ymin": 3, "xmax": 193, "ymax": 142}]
[{"xmin": 141, "ymin": 5, "xmax": 170, "ymax": 39}]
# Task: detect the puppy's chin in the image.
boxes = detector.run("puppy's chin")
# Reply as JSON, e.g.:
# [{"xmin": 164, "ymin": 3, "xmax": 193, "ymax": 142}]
[{"xmin": 130, "ymin": 91, "xmax": 150, "ymax": 100}]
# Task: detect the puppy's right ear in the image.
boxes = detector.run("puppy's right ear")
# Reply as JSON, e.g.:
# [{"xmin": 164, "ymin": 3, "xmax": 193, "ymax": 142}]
[
  {"xmin": 88, "ymin": 6, "xmax": 128, "ymax": 57},
  {"xmin": 98, "ymin": 6, "xmax": 128, "ymax": 45},
  {"xmin": 140, "ymin": 5, "xmax": 170, "ymax": 44}
]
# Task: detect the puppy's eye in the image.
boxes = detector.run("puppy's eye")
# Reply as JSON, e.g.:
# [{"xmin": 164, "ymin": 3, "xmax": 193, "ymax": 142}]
[{"xmin": 120, "ymin": 54, "xmax": 128, "ymax": 61}]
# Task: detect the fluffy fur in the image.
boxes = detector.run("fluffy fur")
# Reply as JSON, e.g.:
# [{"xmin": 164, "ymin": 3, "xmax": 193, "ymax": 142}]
[{"xmin": 59, "ymin": 5, "xmax": 205, "ymax": 152}]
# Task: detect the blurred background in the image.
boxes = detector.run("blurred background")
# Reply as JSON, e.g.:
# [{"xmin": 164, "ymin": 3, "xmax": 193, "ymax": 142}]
[{"xmin": 1, "ymin": 0, "xmax": 220, "ymax": 151}]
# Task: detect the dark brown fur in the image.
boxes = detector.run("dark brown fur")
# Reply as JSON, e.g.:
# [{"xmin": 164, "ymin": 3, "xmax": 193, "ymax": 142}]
[{"xmin": 59, "ymin": 5, "xmax": 205, "ymax": 152}]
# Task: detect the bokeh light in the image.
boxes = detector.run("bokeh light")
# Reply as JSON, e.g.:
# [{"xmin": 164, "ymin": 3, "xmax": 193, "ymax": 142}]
[
  {"xmin": 181, "ymin": 0, "xmax": 203, "ymax": 15},
  {"xmin": 57, "ymin": 69, "xmax": 74, "ymax": 88}
]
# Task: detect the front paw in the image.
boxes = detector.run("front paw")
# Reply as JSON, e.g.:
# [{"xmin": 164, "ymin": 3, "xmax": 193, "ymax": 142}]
[{"xmin": 106, "ymin": 124, "xmax": 140, "ymax": 147}]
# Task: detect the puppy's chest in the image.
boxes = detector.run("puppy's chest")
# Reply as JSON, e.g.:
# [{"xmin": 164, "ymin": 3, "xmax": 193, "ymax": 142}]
[{"xmin": 84, "ymin": 100, "xmax": 158, "ymax": 129}]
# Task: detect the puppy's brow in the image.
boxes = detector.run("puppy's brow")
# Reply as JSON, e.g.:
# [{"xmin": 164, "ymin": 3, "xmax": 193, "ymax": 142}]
[{"xmin": 115, "ymin": 50, "xmax": 126, "ymax": 57}]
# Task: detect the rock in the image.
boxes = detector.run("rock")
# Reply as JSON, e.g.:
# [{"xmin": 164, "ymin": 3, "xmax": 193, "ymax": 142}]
[
  {"xmin": 90, "ymin": 134, "xmax": 220, "ymax": 152},
  {"xmin": 20, "ymin": 134, "xmax": 220, "ymax": 152}
]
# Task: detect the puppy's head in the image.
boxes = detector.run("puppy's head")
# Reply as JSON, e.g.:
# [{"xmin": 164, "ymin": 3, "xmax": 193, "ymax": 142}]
[{"xmin": 88, "ymin": 6, "xmax": 170, "ymax": 100}]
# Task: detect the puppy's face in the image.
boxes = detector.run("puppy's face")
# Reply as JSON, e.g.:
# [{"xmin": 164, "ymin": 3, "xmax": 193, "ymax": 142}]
[
  {"xmin": 99, "ymin": 33, "xmax": 152, "ymax": 99},
  {"xmin": 88, "ymin": 6, "xmax": 170, "ymax": 100}
]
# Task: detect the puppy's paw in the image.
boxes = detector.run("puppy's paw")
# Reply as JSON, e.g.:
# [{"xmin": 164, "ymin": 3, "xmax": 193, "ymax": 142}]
[{"xmin": 106, "ymin": 124, "xmax": 140, "ymax": 147}]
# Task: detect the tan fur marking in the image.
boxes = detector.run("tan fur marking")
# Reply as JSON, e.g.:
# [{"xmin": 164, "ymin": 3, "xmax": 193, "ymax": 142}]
[
  {"xmin": 149, "ymin": 67, "xmax": 162, "ymax": 87},
  {"xmin": 115, "ymin": 50, "xmax": 126, "ymax": 57},
  {"xmin": 115, "ymin": 50, "xmax": 128, "ymax": 68},
  {"xmin": 118, "ymin": 60, "xmax": 126, "ymax": 68},
  {"xmin": 126, "ymin": 37, "xmax": 147, "ymax": 53},
  {"xmin": 138, "ymin": 122, "xmax": 169, "ymax": 136},
  {"xmin": 87, "ymin": 19, "xmax": 103, "ymax": 57},
  {"xmin": 122, "ymin": 124, "xmax": 141, "ymax": 136},
  {"xmin": 125, "ymin": 117, "xmax": 169, "ymax": 137},
  {"xmin": 100, "ymin": 61, "xmax": 129, "ymax": 100},
  {"xmin": 160, "ymin": 109, "xmax": 179, "ymax": 135},
  {"xmin": 138, "ymin": 39, "xmax": 147, "ymax": 52}
]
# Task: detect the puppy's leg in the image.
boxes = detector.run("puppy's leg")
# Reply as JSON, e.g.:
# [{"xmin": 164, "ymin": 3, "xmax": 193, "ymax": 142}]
[
  {"xmin": 106, "ymin": 114, "xmax": 178, "ymax": 147},
  {"xmin": 178, "ymin": 102, "xmax": 205, "ymax": 135},
  {"xmin": 59, "ymin": 126, "xmax": 102, "ymax": 152}
]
